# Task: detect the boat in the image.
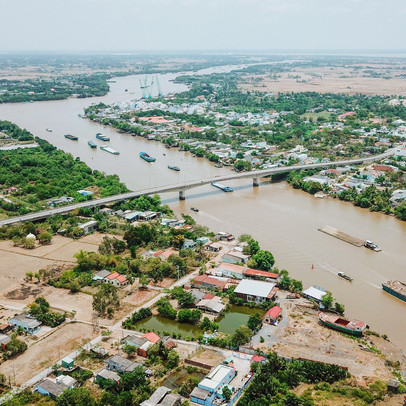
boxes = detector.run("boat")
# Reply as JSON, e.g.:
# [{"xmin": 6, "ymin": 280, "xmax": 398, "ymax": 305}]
[
  {"xmin": 46, "ymin": 128, "xmax": 52, "ymax": 132},
  {"xmin": 139, "ymin": 152, "xmax": 156, "ymax": 162},
  {"xmin": 364, "ymin": 240, "xmax": 381, "ymax": 252},
  {"xmin": 191, "ymin": 208, "xmax": 199, "ymax": 213},
  {"xmin": 168, "ymin": 165, "xmax": 180, "ymax": 171},
  {"xmin": 64, "ymin": 134, "xmax": 78, "ymax": 141},
  {"xmin": 211, "ymin": 182, "xmax": 233, "ymax": 192},
  {"xmin": 338, "ymin": 272, "xmax": 353, "ymax": 282},
  {"xmin": 382, "ymin": 280, "xmax": 406, "ymax": 303},
  {"xmin": 165, "ymin": 144, "xmax": 171, "ymax": 149},
  {"xmin": 88, "ymin": 141, "xmax": 97, "ymax": 149},
  {"xmin": 100, "ymin": 145, "xmax": 119, "ymax": 155},
  {"xmin": 319, "ymin": 312, "xmax": 367, "ymax": 336},
  {"xmin": 96, "ymin": 133, "xmax": 110, "ymax": 142}
]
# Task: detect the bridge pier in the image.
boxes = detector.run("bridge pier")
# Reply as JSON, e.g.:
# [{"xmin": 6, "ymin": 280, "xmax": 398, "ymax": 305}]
[
  {"xmin": 179, "ymin": 189, "xmax": 186, "ymax": 200},
  {"xmin": 253, "ymin": 177, "xmax": 259, "ymax": 187}
]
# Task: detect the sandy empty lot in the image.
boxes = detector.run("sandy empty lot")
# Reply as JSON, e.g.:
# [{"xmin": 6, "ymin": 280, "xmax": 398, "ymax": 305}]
[
  {"xmin": 239, "ymin": 65, "xmax": 406, "ymax": 96},
  {"xmin": 0, "ymin": 322, "xmax": 95, "ymax": 385}
]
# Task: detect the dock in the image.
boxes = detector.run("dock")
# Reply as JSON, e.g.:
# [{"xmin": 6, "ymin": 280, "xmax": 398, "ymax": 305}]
[{"xmin": 318, "ymin": 225, "xmax": 364, "ymax": 247}]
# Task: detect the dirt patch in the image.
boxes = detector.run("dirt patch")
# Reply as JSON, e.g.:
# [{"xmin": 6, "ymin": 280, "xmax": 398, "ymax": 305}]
[
  {"xmin": 123, "ymin": 288, "xmax": 159, "ymax": 307},
  {"xmin": 5, "ymin": 284, "xmax": 43, "ymax": 300},
  {"xmin": 191, "ymin": 349, "xmax": 225, "ymax": 367},
  {"xmin": 0, "ymin": 322, "xmax": 95, "ymax": 385},
  {"xmin": 151, "ymin": 278, "xmax": 176, "ymax": 289}
]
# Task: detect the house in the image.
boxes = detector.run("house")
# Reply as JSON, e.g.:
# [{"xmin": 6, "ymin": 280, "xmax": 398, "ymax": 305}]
[
  {"xmin": 159, "ymin": 336, "xmax": 176, "ymax": 350},
  {"xmin": 141, "ymin": 386, "xmax": 181, "ymax": 406},
  {"xmin": 137, "ymin": 332, "xmax": 160, "ymax": 357},
  {"xmin": 9, "ymin": 313, "xmax": 41, "ymax": 334},
  {"xmin": 302, "ymin": 285, "xmax": 326, "ymax": 303},
  {"xmin": 250, "ymin": 355, "xmax": 265, "ymax": 364},
  {"xmin": 234, "ymin": 279, "xmax": 276, "ymax": 303},
  {"xmin": 123, "ymin": 335, "xmax": 148, "ymax": 349},
  {"xmin": 216, "ymin": 232, "xmax": 234, "ymax": 241},
  {"xmin": 104, "ymin": 272, "xmax": 129, "ymax": 287},
  {"xmin": 0, "ymin": 324, "xmax": 11, "ymax": 334},
  {"xmin": 142, "ymin": 332, "xmax": 160, "ymax": 344},
  {"xmin": 96, "ymin": 368, "xmax": 121, "ymax": 383},
  {"xmin": 394, "ymin": 146, "xmax": 406, "ymax": 157},
  {"xmin": 196, "ymin": 298, "xmax": 226, "ymax": 314},
  {"xmin": 36, "ymin": 379, "xmax": 68, "ymax": 399},
  {"xmin": 190, "ymin": 289, "xmax": 206, "ymax": 304},
  {"xmin": 138, "ymin": 211, "xmax": 159, "ymax": 221},
  {"xmin": 0, "ymin": 334, "xmax": 10, "ymax": 351},
  {"xmin": 92, "ymin": 269, "xmax": 111, "ymax": 282},
  {"xmin": 196, "ymin": 237, "xmax": 210, "ymax": 245},
  {"xmin": 56, "ymin": 375, "xmax": 78, "ymax": 388},
  {"xmin": 190, "ymin": 363, "xmax": 236, "ymax": 406},
  {"xmin": 61, "ymin": 356, "xmax": 74, "ymax": 370},
  {"xmin": 48, "ymin": 196, "xmax": 74, "ymax": 207},
  {"xmin": 182, "ymin": 239, "xmax": 196, "ymax": 250},
  {"xmin": 124, "ymin": 211, "xmax": 143, "ymax": 222},
  {"xmin": 221, "ymin": 250, "xmax": 250, "ymax": 264},
  {"xmin": 243, "ymin": 268, "xmax": 279, "ymax": 282},
  {"xmin": 78, "ymin": 220, "xmax": 98, "ymax": 234},
  {"xmin": 217, "ymin": 263, "xmax": 246, "ymax": 279},
  {"xmin": 192, "ymin": 275, "xmax": 227, "ymax": 290},
  {"xmin": 264, "ymin": 306, "xmax": 282, "ymax": 324},
  {"xmin": 204, "ymin": 242, "xmax": 222, "ymax": 253},
  {"xmin": 105, "ymin": 355, "xmax": 141, "ymax": 373}
]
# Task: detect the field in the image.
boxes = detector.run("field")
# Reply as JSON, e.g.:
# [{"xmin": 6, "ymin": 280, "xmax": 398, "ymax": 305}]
[{"xmin": 239, "ymin": 65, "xmax": 406, "ymax": 96}]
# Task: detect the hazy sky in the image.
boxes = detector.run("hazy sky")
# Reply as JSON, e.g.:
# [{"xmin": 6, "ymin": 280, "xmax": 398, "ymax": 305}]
[{"xmin": 1, "ymin": 0, "xmax": 406, "ymax": 52}]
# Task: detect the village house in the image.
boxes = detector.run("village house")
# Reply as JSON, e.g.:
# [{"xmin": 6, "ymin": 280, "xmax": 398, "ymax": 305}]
[
  {"xmin": 96, "ymin": 368, "xmax": 121, "ymax": 383},
  {"xmin": 9, "ymin": 313, "xmax": 41, "ymax": 334},
  {"xmin": 92, "ymin": 269, "xmax": 111, "ymax": 282},
  {"xmin": 104, "ymin": 272, "xmax": 129, "ymax": 287},
  {"xmin": 234, "ymin": 279, "xmax": 276, "ymax": 303},
  {"xmin": 78, "ymin": 220, "xmax": 98, "ymax": 234},
  {"xmin": 36, "ymin": 379, "xmax": 68, "ymax": 399},
  {"xmin": 221, "ymin": 250, "xmax": 250, "ymax": 265},
  {"xmin": 204, "ymin": 241, "xmax": 222, "ymax": 253},
  {"xmin": 192, "ymin": 274, "xmax": 227, "ymax": 291},
  {"xmin": 243, "ymin": 268, "xmax": 279, "ymax": 282},
  {"xmin": 302, "ymin": 285, "xmax": 327, "ymax": 303},
  {"xmin": 196, "ymin": 295, "xmax": 226, "ymax": 314},
  {"xmin": 105, "ymin": 355, "xmax": 142, "ymax": 373},
  {"xmin": 0, "ymin": 334, "xmax": 10, "ymax": 351},
  {"xmin": 216, "ymin": 262, "xmax": 246, "ymax": 279},
  {"xmin": 264, "ymin": 306, "xmax": 282, "ymax": 324},
  {"xmin": 141, "ymin": 386, "xmax": 181, "ymax": 406}
]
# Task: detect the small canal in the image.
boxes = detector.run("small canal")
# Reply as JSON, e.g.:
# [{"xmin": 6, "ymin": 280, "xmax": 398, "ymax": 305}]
[{"xmin": 134, "ymin": 305, "xmax": 266, "ymax": 338}]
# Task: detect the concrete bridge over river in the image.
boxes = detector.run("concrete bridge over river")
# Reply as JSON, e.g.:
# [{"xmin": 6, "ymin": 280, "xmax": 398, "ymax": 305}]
[{"xmin": 0, "ymin": 150, "xmax": 393, "ymax": 227}]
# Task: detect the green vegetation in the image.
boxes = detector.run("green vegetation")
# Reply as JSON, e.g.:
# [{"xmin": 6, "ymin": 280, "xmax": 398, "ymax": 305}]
[
  {"xmin": 122, "ymin": 307, "xmax": 152, "ymax": 329},
  {"xmin": 29, "ymin": 297, "xmax": 66, "ymax": 327},
  {"xmin": 92, "ymin": 284, "xmax": 120, "ymax": 318}
]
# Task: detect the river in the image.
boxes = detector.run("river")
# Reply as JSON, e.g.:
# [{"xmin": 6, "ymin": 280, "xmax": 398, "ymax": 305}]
[{"xmin": 0, "ymin": 66, "xmax": 405, "ymax": 350}]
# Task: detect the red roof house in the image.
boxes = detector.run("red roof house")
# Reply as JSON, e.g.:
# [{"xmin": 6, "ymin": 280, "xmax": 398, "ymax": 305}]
[{"xmin": 264, "ymin": 306, "xmax": 282, "ymax": 324}]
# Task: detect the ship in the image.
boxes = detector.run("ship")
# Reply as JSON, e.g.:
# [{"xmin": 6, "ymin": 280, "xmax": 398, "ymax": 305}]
[
  {"xmin": 64, "ymin": 134, "xmax": 78, "ymax": 141},
  {"xmin": 319, "ymin": 312, "xmax": 367, "ymax": 336},
  {"xmin": 96, "ymin": 133, "xmax": 110, "ymax": 142},
  {"xmin": 139, "ymin": 152, "xmax": 156, "ymax": 162},
  {"xmin": 211, "ymin": 182, "xmax": 233, "ymax": 192},
  {"xmin": 168, "ymin": 165, "xmax": 180, "ymax": 171},
  {"xmin": 382, "ymin": 280, "xmax": 406, "ymax": 303},
  {"xmin": 100, "ymin": 145, "xmax": 119, "ymax": 155},
  {"xmin": 364, "ymin": 240, "xmax": 381, "ymax": 252},
  {"xmin": 46, "ymin": 128, "xmax": 52, "ymax": 132},
  {"xmin": 338, "ymin": 272, "xmax": 353, "ymax": 282},
  {"xmin": 88, "ymin": 140, "xmax": 97, "ymax": 149},
  {"xmin": 191, "ymin": 208, "xmax": 199, "ymax": 213}
]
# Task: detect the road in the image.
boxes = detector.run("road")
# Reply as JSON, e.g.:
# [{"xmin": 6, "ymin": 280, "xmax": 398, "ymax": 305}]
[{"xmin": 0, "ymin": 150, "xmax": 394, "ymax": 227}]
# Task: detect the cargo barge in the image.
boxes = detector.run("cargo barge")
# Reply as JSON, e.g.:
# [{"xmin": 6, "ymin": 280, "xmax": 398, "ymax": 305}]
[
  {"xmin": 140, "ymin": 152, "xmax": 156, "ymax": 162},
  {"xmin": 319, "ymin": 312, "xmax": 367, "ymax": 336},
  {"xmin": 64, "ymin": 134, "xmax": 78, "ymax": 141},
  {"xmin": 100, "ymin": 145, "xmax": 119, "ymax": 155},
  {"xmin": 88, "ymin": 141, "xmax": 97, "ymax": 149},
  {"xmin": 168, "ymin": 165, "xmax": 180, "ymax": 171},
  {"xmin": 382, "ymin": 280, "xmax": 406, "ymax": 303},
  {"xmin": 96, "ymin": 133, "xmax": 110, "ymax": 141},
  {"xmin": 211, "ymin": 182, "xmax": 233, "ymax": 192}
]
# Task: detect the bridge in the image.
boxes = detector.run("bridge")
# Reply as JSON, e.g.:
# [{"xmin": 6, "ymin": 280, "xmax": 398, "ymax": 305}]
[{"xmin": 0, "ymin": 150, "xmax": 393, "ymax": 227}]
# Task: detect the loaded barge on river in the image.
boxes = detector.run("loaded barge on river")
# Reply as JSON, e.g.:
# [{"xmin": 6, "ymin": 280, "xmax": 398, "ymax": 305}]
[
  {"xmin": 382, "ymin": 280, "xmax": 406, "ymax": 303},
  {"xmin": 100, "ymin": 145, "xmax": 119, "ymax": 155},
  {"xmin": 139, "ymin": 152, "xmax": 156, "ymax": 162},
  {"xmin": 319, "ymin": 312, "xmax": 367, "ymax": 336},
  {"xmin": 96, "ymin": 133, "xmax": 110, "ymax": 141},
  {"xmin": 64, "ymin": 134, "xmax": 78, "ymax": 141}
]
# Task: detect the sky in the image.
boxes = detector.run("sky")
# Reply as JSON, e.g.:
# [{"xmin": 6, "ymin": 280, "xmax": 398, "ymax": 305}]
[{"xmin": 1, "ymin": 0, "xmax": 406, "ymax": 52}]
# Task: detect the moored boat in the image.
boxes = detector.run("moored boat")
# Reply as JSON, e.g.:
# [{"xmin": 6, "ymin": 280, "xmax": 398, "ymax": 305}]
[
  {"xmin": 140, "ymin": 152, "xmax": 156, "ymax": 162},
  {"xmin": 88, "ymin": 140, "xmax": 97, "ymax": 149},
  {"xmin": 96, "ymin": 133, "xmax": 110, "ymax": 142},
  {"xmin": 364, "ymin": 240, "xmax": 381, "ymax": 252},
  {"xmin": 100, "ymin": 145, "xmax": 119, "ymax": 155},
  {"xmin": 168, "ymin": 165, "xmax": 180, "ymax": 171},
  {"xmin": 319, "ymin": 312, "xmax": 367, "ymax": 336},
  {"xmin": 211, "ymin": 182, "xmax": 233, "ymax": 192},
  {"xmin": 46, "ymin": 128, "xmax": 52, "ymax": 132},
  {"xmin": 64, "ymin": 134, "xmax": 78, "ymax": 141},
  {"xmin": 382, "ymin": 280, "xmax": 406, "ymax": 303},
  {"xmin": 191, "ymin": 207, "xmax": 199, "ymax": 212},
  {"xmin": 338, "ymin": 272, "xmax": 353, "ymax": 282}
]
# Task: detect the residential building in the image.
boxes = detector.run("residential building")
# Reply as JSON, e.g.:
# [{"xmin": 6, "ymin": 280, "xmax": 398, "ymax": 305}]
[
  {"xmin": 196, "ymin": 297, "xmax": 226, "ymax": 314},
  {"xmin": 204, "ymin": 242, "xmax": 222, "ymax": 252},
  {"xmin": 190, "ymin": 363, "xmax": 236, "ymax": 406},
  {"xmin": 105, "ymin": 355, "xmax": 141, "ymax": 373},
  {"xmin": 104, "ymin": 272, "xmax": 129, "ymax": 287},
  {"xmin": 61, "ymin": 356, "xmax": 74, "ymax": 369},
  {"xmin": 78, "ymin": 220, "xmax": 98, "ymax": 234},
  {"xmin": 243, "ymin": 268, "xmax": 279, "ymax": 282},
  {"xmin": 221, "ymin": 250, "xmax": 249, "ymax": 264},
  {"xmin": 0, "ymin": 334, "xmax": 10, "ymax": 351},
  {"xmin": 302, "ymin": 285, "xmax": 327, "ymax": 303},
  {"xmin": 92, "ymin": 269, "xmax": 111, "ymax": 282},
  {"xmin": 192, "ymin": 275, "xmax": 227, "ymax": 290},
  {"xmin": 137, "ymin": 332, "xmax": 160, "ymax": 357},
  {"xmin": 140, "ymin": 386, "xmax": 181, "ymax": 406},
  {"xmin": 217, "ymin": 263, "xmax": 245, "ymax": 279},
  {"xmin": 264, "ymin": 306, "xmax": 282, "ymax": 324},
  {"xmin": 96, "ymin": 368, "xmax": 121, "ymax": 383},
  {"xmin": 9, "ymin": 313, "xmax": 41, "ymax": 334},
  {"xmin": 36, "ymin": 379, "xmax": 68, "ymax": 399},
  {"xmin": 234, "ymin": 279, "xmax": 276, "ymax": 303}
]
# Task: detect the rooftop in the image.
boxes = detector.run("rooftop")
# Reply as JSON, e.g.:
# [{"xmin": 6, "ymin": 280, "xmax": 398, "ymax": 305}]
[{"xmin": 234, "ymin": 279, "xmax": 275, "ymax": 298}]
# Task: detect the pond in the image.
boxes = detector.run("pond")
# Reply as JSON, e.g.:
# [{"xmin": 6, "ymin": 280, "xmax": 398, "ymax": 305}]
[
  {"xmin": 216, "ymin": 305, "xmax": 266, "ymax": 335},
  {"xmin": 162, "ymin": 368, "xmax": 206, "ymax": 390},
  {"xmin": 133, "ymin": 305, "xmax": 266, "ymax": 338}
]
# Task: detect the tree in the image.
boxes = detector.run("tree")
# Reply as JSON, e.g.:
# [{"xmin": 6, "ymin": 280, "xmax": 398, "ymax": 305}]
[
  {"xmin": 57, "ymin": 387, "xmax": 96, "ymax": 406},
  {"xmin": 38, "ymin": 231, "xmax": 52, "ymax": 245},
  {"xmin": 230, "ymin": 325, "xmax": 253, "ymax": 347},
  {"xmin": 222, "ymin": 386, "xmax": 232, "ymax": 401},
  {"xmin": 139, "ymin": 274, "xmax": 149, "ymax": 289},
  {"xmin": 25, "ymin": 272, "xmax": 33, "ymax": 281},
  {"xmin": 321, "ymin": 292, "xmax": 333, "ymax": 310},
  {"xmin": 334, "ymin": 302, "xmax": 345, "ymax": 314},
  {"xmin": 279, "ymin": 275, "xmax": 292, "ymax": 291},
  {"xmin": 5, "ymin": 337, "xmax": 27, "ymax": 359},
  {"xmin": 124, "ymin": 224, "xmax": 157, "ymax": 248},
  {"xmin": 247, "ymin": 313, "xmax": 262, "ymax": 332},
  {"xmin": 93, "ymin": 284, "xmax": 120, "ymax": 316},
  {"xmin": 251, "ymin": 250, "xmax": 275, "ymax": 270},
  {"xmin": 177, "ymin": 309, "xmax": 202, "ymax": 324}
]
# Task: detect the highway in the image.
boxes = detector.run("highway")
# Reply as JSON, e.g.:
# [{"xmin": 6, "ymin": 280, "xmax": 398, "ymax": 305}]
[{"xmin": 0, "ymin": 150, "xmax": 393, "ymax": 227}]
